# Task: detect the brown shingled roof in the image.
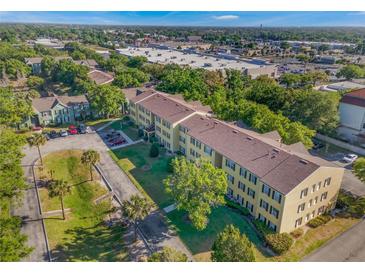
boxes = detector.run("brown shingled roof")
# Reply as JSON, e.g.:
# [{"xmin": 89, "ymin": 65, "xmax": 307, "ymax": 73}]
[
  {"xmin": 139, "ymin": 93, "xmax": 196, "ymax": 124},
  {"xmin": 340, "ymin": 88, "xmax": 365, "ymax": 108},
  {"xmin": 32, "ymin": 95, "xmax": 88, "ymax": 113},
  {"xmin": 129, "ymin": 89, "xmax": 156, "ymax": 103},
  {"xmin": 88, "ymin": 70, "xmax": 114, "ymax": 85},
  {"xmin": 180, "ymin": 114, "xmax": 320, "ymax": 194}
]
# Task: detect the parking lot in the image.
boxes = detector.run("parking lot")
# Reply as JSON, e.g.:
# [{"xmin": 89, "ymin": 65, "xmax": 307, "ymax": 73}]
[{"xmin": 310, "ymin": 143, "xmax": 365, "ymax": 197}]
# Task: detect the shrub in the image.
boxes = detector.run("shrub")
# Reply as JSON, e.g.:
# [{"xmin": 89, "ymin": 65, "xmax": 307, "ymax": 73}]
[
  {"xmin": 265, "ymin": 233, "xmax": 293, "ymax": 255},
  {"xmin": 290, "ymin": 228, "xmax": 304, "ymax": 239},
  {"xmin": 225, "ymin": 199, "xmax": 250, "ymax": 216},
  {"xmin": 138, "ymin": 128, "xmax": 144, "ymax": 137},
  {"xmin": 149, "ymin": 143, "xmax": 159, "ymax": 158},
  {"xmin": 166, "ymin": 157, "xmax": 174, "ymax": 173},
  {"xmin": 252, "ymin": 219, "xmax": 275, "ymax": 239},
  {"xmin": 307, "ymin": 214, "xmax": 332, "ymax": 228}
]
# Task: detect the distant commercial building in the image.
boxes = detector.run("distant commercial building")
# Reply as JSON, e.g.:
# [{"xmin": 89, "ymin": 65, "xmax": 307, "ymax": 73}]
[
  {"xmin": 316, "ymin": 81, "xmax": 365, "ymax": 92},
  {"xmin": 338, "ymin": 88, "xmax": 365, "ymax": 143},
  {"xmin": 127, "ymin": 88, "xmax": 343, "ymax": 233},
  {"xmin": 117, "ymin": 47, "xmax": 278, "ymax": 79}
]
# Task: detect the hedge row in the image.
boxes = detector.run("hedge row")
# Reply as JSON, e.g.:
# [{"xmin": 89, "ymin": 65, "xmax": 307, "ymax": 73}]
[
  {"xmin": 265, "ymin": 233, "xmax": 294, "ymax": 255},
  {"xmin": 307, "ymin": 215, "xmax": 332, "ymax": 228},
  {"xmin": 225, "ymin": 199, "xmax": 250, "ymax": 216}
]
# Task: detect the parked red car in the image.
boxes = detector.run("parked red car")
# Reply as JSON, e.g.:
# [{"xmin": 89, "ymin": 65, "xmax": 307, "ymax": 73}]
[{"xmin": 68, "ymin": 125, "xmax": 78, "ymax": 135}]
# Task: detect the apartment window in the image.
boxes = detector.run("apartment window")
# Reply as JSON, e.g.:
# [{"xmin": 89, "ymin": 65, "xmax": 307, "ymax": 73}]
[
  {"xmin": 227, "ymin": 187, "xmax": 233, "ymax": 197},
  {"xmin": 195, "ymin": 140, "xmax": 202, "ymax": 149},
  {"xmin": 260, "ymin": 199, "xmax": 269, "ymax": 211},
  {"xmin": 317, "ymin": 182, "xmax": 322, "ymax": 191},
  {"xmin": 179, "ymin": 125, "xmax": 186, "ymax": 133},
  {"xmin": 162, "ymin": 120, "xmax": 171, "ymax": 129},
  {"xmin": 179, "ymin": 136, "xmax": 185, "ymax": 143},
  {"xmin": 247, "ymin": 188, "xmax": 255, "ymax": 199},
  {"xmin": 295, "ymin": 217, "xmax": 303, "ymax": 228},
  {"xmin": 204, "ymin": 145, "xmax": 213, "ymax": 156},
  {"xmin": 300, "ymin": 188, "xmax": 308, "ymax": 199},
  {"xmin": 145, "ymin": 110, "xmax": 151, "ymax": 115},
  {"xmin": 225, "ymin": 158, "xmax": 236, "ymax": 171},
  {"xmin": 314, "ymin": 196, "xmax": 318, "ymax": 205},
  {"xmin": 238, "ymin": 181, "xmax": 246, "ymax": 192},
  {"xmin": 308, "ymin": 199, "xmax": 313, "ymax": 208},
  {"xmin": 246, "ymin": 201, "xmax": 254, "ymax": 213},
  {"xmin": 297, "ymin": 203, "xmax": 305, "ymax": 213},
  {"xmin": 180, "ymin": 146, "xmax": 186, "ymax": 155},
  {"xmin": 268, "ymin": 222, "xmax": 277, "ymax": 232},
  {"xmin": 239, "ymin": 167, "xmax": 247, "ymax": 178},
  {"xmin": 249, "ymin": 173, "xmax": 258, "ymax": 185},
  {"xmin": 318, "ymin": 206, "xmax": 325, "ymax": 215},
  {"xmin": 156, "ymin": 126, "xmax": 161, "ymax": 133},
  {"xmin": 324, "ymin": 177, "xmax": 331, "ymax": 187},
  {"xmin": 236, "ymin": 194, "xmax": 244, "ymax": 206},
  {"xmin": 190, "ymin": 137, "xmax": 196, "ymax": 145},
  {"xmin": 155, "ymin": 116, "xmax": 161, "ymax": 123},
  {"xmin": 190, "ymin": 148, "xmax": 195, "ymax": 157},
  {"xmin": 166, "ymin": 142, "xmax": 171, "ymax": 149},
  {"xmin": 272, "ymin": 191, "xmax": 282, "ymax": 204},
  {"xmin": 321, "ymin": 192, "xmax": 328, "ymax": 202},
  {"xmin": 227, "ymin": 174, "xmax": 234, "ymax": 185},
  {"xmin": 270, "ymin": 206, "xmax": 279, "ymax": 219},
  {"xmin": 305, "ymin": 214, "xmax": 310, "ymax": 222},
  {"xmin": 312, "ymin": 184, "xmax": 316, "ymax": 193},
  {"xmin": 196, "ymin": 152, "xmax": 201, "ymax": 158},
  {"xmin": 262, "ymin": 184, "xmax": 271, "ymax": 196},
  {"xmin": 258, "ymin": 214, "xmax": 266, "ymax": 224}
]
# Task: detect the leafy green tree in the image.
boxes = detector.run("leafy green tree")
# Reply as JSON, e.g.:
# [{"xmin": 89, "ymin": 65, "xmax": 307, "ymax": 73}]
[
  {"xmin": 0, "ymin": 87, "xmax": 33, "ymax": 127},
  {"xmin": 0, "ymin": 217, "xmax": 33, "ymax": 261},
  {"xmin": 296, "ymin": 54, "xmax": 310, "ymax": 67},
  {"xmin": 113, "ymin": 68, "xmax": 149, "ymax": 88},
  {"xmin": 71, "ymin": 50, "xmax": 86, "ymax": 60},
  {"xmin": 47, "ymin": 179, "xmax": 72, "ymax": 220},
  {"xmin": 211, "ymin": 224, "xmax": 255, "ymax": 262},
  {"xmin": 354, "ymin": 158, "xmax": 365, "ymax": 184},
  {"xmin": 81, "ymin": 150, "xmax": 100, "ymax": 181},
  {"xmin": 121, "ymin": 195, "xmax": 153, "ymax": 241},
  {"xmin": 3, "ymin": 59, "xmax": 31, "ymax": 79},
  {"xmin": 0, "ymin": 128, "xmax": 27, "ymax": 203},
  {"xmin": 279, "ymin": 73, "xmax": 301, "ymax": 88},
  {"xmin": 127, "ymin": 56, "xmax": 148, "ymax": 69},
  {"xmin": 41, "ymin": 56, "xmax": 56, "ymax": 77},
  {"xmin": 148, "ymin": 247, "xmax": 188, "ymax": 262},
  {"xmin": 52, "ymin": 59, "xmax": 88, "ymax": 86},
  {"xmin": 88, "ymin": 84, "xmax": 126, "ymax": 118},
  {"xmin": 27, "ymin": 133, "xmax": 47, "ymax": 165},
  {"xmin": 164, "ymin": 157, "xmax": 228, "ymax": 230},
  {"xmin": 26, "ymin": 75, "xmax": 45, "ymax": 90},
  {"xmin": 336, "ymin": 65, "xmax": 364, "ymax": 80},
  {"xmin": 149, "ymin": 143, "xmax": 159, "ymax": 158}
]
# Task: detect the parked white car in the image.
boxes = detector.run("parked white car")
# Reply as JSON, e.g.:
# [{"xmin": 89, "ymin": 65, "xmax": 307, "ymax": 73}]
[
  {"xmin": 59, "ymin": 129, "xmax": 68, "ymax": 137},
  {"xmin": 342, "ymin": 154, "xmax": 358, "ymax": 163}
]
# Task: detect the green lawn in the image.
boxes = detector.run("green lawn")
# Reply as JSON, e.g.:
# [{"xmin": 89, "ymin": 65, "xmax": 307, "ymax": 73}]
[
  {"xmin": 37, "ymin": 150, "xmax": 128, "ymax": 262},
  {"xmin": 167, "ymin": 206, "xmax": 265, "ymax": 261},
  {"xmin": 110, "ymin": 142, "xmax": 173, "ymax": 208}
]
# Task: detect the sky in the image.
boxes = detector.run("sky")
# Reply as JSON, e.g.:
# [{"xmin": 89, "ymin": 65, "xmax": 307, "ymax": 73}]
[{"xmin": 1, "ymin": 11, "xmax": 365, "ymax": 27}]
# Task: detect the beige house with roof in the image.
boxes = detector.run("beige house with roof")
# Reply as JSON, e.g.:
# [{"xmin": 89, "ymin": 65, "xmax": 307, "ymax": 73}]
[
  {"xmin": 128, "ymin": 89, "xmax": 344, "ymax": 233},
  {"xmin": 24, "ymin": 95, "xmax": 91, "ymax": 127}
]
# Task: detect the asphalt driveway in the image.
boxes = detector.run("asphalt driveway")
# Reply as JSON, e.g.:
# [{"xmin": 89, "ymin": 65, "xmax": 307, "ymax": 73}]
[{"xmin": 18, "ymin": 132, "xmax": 192, "ymax": 261}]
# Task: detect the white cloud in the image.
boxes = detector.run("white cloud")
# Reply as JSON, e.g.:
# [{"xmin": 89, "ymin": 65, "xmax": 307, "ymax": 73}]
[{"xmin": 212, "ymin": 15, "xmax": 239, "ymax": 20}]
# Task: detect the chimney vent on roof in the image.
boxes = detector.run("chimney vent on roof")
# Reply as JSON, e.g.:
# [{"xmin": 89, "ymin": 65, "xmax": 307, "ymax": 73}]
[
  {"xmin": 273, "ymin": 148, "xmax": 279, "ymax": 153},
  {"xmin": 247, "ymin": 137, "xmax": 253, "ymax": 140},
  {"xmin": 233, "ymin": 130, "xmax": 238, "ymax": 134},
  {"xmin": 214, "ymin": 121, "xmax": 218, "ymax": 125},
  {"xmin": 299, "ymin": 159, "xmax": 308, "ymax": 165}
]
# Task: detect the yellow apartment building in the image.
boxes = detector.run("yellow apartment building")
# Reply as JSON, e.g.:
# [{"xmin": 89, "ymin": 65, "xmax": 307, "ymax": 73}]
[{"xmin": 125, "ymin": 89, "xmax": 344, "ymax": 233}]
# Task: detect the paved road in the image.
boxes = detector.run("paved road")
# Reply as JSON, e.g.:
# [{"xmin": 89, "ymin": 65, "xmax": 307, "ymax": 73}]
[
  {"xmin": 18, "ymin": 132, "xmax": 192, "ymax": 261},
  {"xmin": 303, "ymin": 219, "xmax": 365, "ymax": 262},
  {"xmin": 11, "ymin": 163, "xmax": 49, "ymax": 262}
]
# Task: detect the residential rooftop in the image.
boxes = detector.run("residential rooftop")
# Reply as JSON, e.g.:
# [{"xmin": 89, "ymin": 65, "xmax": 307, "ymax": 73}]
[
  {"xmin": 180, "ymin": 114, "xmax": 327, "ymax": 194},
  {"xmin": 32, "ymin": 95, "xmax": 88, "ymax": 113},
  {"xmin": 340, "ymin": 88, "xmax": 365, "ymax": 108},
  {"xmin": 87, "ymin": 70, "xmax": 114, "ymax": 85}
]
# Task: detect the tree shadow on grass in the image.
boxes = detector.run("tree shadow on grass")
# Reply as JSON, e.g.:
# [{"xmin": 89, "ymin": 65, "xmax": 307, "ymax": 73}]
[{"xmin": 52, "ymin": 222, "xmax": 128, "ymax": 262}]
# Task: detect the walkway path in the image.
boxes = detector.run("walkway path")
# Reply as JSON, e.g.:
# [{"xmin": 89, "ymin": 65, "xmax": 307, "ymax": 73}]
[{"xmin": 19, "ymin": 132, "xmax": 193, "ymax": 261}]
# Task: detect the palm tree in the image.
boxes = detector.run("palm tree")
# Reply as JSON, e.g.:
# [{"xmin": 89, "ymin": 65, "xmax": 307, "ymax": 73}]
[
  {"xmin": 27, "ymin": 133, "xmax": 47, "ymax": 165},
  {"xmin": 80, "ymin": 150, "xmax": 100, "ymax": 181},
  {"xmin": 121, "ymin": 195, "xmax": 153, "ymax": 242},
  {"xmin": 48, "ymin": 179, "xmax": 72, "ymax": 220}
]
